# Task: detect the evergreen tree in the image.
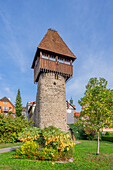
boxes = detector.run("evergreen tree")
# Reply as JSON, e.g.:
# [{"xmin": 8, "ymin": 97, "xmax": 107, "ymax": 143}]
[{"xmin": 15, "ymin": 89, "xmax": 22, "ymax": 117}]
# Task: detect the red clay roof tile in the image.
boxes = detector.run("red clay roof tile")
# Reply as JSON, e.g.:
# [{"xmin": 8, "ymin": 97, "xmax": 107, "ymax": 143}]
[
  {"xmin": 74, "ymin": 112, "xmax": 81, "ymax": 117},
  {"xmin": 38, "ymin": 29, "xmax": 76, "ymax": 59}
]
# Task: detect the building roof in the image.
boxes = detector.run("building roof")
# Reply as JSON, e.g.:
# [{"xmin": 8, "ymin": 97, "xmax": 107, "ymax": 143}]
[
  {"xmin": 66, "ymin": 100, "xmax": 76, "ymax": 110},
  {"xmin": 38, "ymin": 29, "xmax": 76, "ymax": 60},
  {"xmin": 0, "ymin": 96, "xmax": 15, "ymax": 107},
  {"xmin": 27, "ymin": 101, "xmax": 36, "ymax": 105},
  {"xmin": 74, "ymin": 112, "xmax": 81, "ymax": 117},
  {"xmin": 32, "ymin": 29, "xmax": 77, "ymax": 68}
]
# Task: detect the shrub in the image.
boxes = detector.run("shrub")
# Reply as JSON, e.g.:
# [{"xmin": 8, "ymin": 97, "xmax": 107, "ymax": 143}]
[
  {"xmin": 40, "ymin": 126, "xmax": 74, "ymax": 160},
  {"xmin": 18, "ymin": 127, "xmax": 42, "ymax": 142},
  {"xmin": 37, "ymin": 147, "xmax": 59, "ymax": 161},
  {"xmin": 69, "ymin": 123, "xmax": 87, "ymax": 140},
  {"xmin": 43, "ymin": 126, "xmax": 73, "ymax": 151},
  {"xmin": 12, "ymin": 141, "xmax": 39, "ymax": 159},
  {"xmin": 104, "ymin": 132, "xmax": 113, "ymax": 136},
  {"xmin": 18, "ymin": 126, "xmax": 74, "ymax": 151},
  {"xmin": 13, "ymin": 126, "xmax": 74, "ymax": 161},
  {"xmin": 105, "ymin": 132, "xmax": 110, "ymax": 136},
  {"xmin": 0, "ymin": 113, "xmax": 32, "ymax": 143},
  {"xmin": 84, "ymin": 127, "xmax": 97, "ymax": 140},
  {"xmin": 102, "ymin": 136, "xmax": 113, "ymax": 142}
]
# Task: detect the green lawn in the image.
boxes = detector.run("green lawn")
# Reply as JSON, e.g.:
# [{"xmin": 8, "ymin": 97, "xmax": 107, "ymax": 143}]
[
  {"xmin": 0, "ymin": 140, "xmax": 113, "ymax": 170},
  {"xmin": 0, "ymin": 142, "xmax": 23, "ymax": 149}
]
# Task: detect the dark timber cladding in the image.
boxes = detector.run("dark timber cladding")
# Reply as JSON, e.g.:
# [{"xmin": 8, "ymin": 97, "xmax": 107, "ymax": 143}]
[{"xmin": 31, "ymin": 28, "xmax": 76, "ymax": 82}]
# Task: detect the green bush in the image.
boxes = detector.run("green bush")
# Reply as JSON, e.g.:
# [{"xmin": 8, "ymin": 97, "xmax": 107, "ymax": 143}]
[
  {"xmin": 12, "ymin": 141, "xmax": 39, "ymax": 159},
  {"xmin": 19, "ymin": 126, "xmax": 73, "ymax": 151},
  {"xmin": 105, "ymin": 132, "xmax": 110, "ymax": 136},
  {"xmin": 37, "ymin": 147, "xmax": 59, "ymax": 161},
  {"xmin": 102, "ymin": 136, "xmax": 113, "ymax": 142},
  {"xmin": 0, "ymin": 113, "xmax": 32, "ymax": 143},
  {"xmin": 42, "ymin": 126, "xmax": 73, "ymax": 151},
  {"xmin": 104, "ymin": 132, "xmax": 113, "ymax": 136},
  {"xmin": 18, "ymin": 127, "xmax": 42, "ymax": 142},
  {"xmin": 69, "ymin": 123, "xmax": 87, "ymax": 140},
  {"xmin": 69, "ymin": 123, "xmax": 103, "ymax": 140},
  {"xmin": 13, "ymin": 126, "xmax": 74, "ymax": 161}
]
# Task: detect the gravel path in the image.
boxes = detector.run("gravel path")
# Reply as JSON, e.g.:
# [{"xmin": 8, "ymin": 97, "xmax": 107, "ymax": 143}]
[
  {"xmin": 0, "ymin": 146, "xmax": 20, "ymax": 153},
  {"xmin": 74, "ymin": 141, "xmax": 81, "ymax": 144}
]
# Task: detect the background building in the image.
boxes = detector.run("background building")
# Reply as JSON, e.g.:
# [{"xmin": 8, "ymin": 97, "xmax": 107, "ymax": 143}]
[
  {"xmin": 26, "ymin": 98, "xmax": 76, "ymax": 126},
  {"xmin": 0, "ymin": 97, "xmax": 15, "ymax": 115},
  {"xmin": 66, "ymin": 98, "xmax": 76, "ymax": 124}
]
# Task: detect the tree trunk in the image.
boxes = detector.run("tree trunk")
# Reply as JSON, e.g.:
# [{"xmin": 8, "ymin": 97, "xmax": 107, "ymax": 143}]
[{"xmin": 96, "ymin": 131, "xmax": 99, "ymax": 155}]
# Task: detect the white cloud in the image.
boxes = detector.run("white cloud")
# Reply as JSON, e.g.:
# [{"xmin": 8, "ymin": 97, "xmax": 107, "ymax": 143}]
[
  {"xmin": 0, "ymin": 10, "xmax": 28, "ymax": 72},
  {"xmin": 4, "ymin": 87, "xmax": 15, "ymax": 104},
  {"xmin": 69, "ymin": 52, "xmax": 113, "ymax": 92},
  {"xmin": 66, "ymin": 49, "xmax": 113, "ymax": 111}
]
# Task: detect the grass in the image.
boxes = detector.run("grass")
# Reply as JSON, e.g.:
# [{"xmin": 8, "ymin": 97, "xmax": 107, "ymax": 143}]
[
  {"xmin": 0, "ymin": 140, "xmax": 113, "ymax": 170},
  {"xmin": 0, "ymin": 142, "xmax": 23, "ymax": 149}
]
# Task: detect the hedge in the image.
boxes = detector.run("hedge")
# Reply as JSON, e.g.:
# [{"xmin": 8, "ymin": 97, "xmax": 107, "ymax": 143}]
[
  {"xmin": 102, "ymin": 136, "xmax": 113, "ymax": 142},
  {"xmin": 68, "ymin": 124, "xmax": 87, "ymax": 140}
]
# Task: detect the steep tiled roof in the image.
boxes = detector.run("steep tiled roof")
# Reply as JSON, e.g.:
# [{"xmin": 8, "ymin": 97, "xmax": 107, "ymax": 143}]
[
  {"xmin": 0, "ymin": 96, "xmax": 9, "ymax": 102},
  {"xmin": 38, "ymin": 29, "xmax": 76, "ymax": 59}
]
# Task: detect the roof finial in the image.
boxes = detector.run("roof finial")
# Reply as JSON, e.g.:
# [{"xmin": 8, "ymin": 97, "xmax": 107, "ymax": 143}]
[
  {"xmin": 70, "ymin": 96, "xmax": 73, "ymax": 105},
  {"xmin": 48, "ymin": 28, "xmax": 57, "ymax": 32}
]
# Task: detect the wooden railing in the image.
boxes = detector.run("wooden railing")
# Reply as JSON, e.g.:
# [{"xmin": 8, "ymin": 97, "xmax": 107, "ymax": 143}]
[
  {"xmin": 34, "ymin": 58, "xmax": 73, "ymax": 82},
  {"xmin": 40, "ymin": 58, "xmax": 73, "ymax": 76}
]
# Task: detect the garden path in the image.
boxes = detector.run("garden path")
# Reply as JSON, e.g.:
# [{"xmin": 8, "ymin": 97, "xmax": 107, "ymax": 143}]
[{"xmin": 0, "ymin": 146, "xmax": 20, "ymax": 153}]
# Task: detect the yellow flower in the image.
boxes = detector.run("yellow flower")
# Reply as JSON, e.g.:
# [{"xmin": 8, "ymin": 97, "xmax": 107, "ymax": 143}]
[{"xmin": 67, "ymin": 147, "xmax": 69, "ymax": 151}]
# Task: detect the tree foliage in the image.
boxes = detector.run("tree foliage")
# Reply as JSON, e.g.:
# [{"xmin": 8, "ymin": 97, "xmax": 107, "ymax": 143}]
[
  {"xmin": 15, "ymin": 89, "xmax": 22, "ymax": 117},
  {"xmin": 78, "ymin": 77, "xmax": 113, "ymax": 154},
  {"xmin": 78, "ymin": 77, "xmax": 113, "ymax": 130},
  {"xmin": 0, "ymin": 113, "xmax": 32, "ymax": 143}
]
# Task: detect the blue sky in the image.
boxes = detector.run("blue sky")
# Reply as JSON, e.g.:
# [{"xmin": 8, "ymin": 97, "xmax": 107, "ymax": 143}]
[{"xmin": 0, "ymin": 0, "xmax": 113, "ymax": 111}]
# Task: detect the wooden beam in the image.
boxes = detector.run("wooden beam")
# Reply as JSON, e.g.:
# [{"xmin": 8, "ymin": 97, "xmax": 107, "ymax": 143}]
[
  {"xmin": 40, "ymin": 51, "xmax": 42, "ymax": 58},
  {"xmin": 70, "ymin": 60, "xmax": 72, "ymax": 66}
]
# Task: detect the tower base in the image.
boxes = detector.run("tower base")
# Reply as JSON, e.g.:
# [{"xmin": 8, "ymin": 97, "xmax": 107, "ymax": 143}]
[{"xmin": 34, "ymin": 72, "xmax": 68, "ymax": 132}]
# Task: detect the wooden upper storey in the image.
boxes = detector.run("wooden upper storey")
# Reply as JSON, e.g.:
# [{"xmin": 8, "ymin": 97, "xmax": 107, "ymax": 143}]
[
  {"xmin": 32, "ymin": 29, "xmax": 76, "ymax": 83},
  {"xmin": 33, "ymin": 51, "xmax": 73, "ymax": 82}
]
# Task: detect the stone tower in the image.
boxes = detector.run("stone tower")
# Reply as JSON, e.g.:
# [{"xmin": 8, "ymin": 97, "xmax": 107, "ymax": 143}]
[{"xmin": 31, "ymin": 29, "xmax": 76, "ymax": 131}]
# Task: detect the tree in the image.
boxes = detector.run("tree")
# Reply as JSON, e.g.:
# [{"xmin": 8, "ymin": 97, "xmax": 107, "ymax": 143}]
[
  {"xmin": 78, "ymin": 77, "xmax": 113, "ymax": 155},
  {"xmin": 15, "ymin": 89, "xmax": 22, "ymax": 117}
]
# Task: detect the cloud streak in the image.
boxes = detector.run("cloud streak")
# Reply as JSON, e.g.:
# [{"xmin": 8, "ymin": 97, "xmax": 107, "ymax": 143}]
[
  {"xmin": 4, "ymin": 87, "xmax": 15, "ymax": 104},
  {"xmin": 0, "ymin": 9, "xmax": 28, "ymax": 72},
  {"xmin": 66, "ymin": 48, "xmax": 113, "ymax": 111}
]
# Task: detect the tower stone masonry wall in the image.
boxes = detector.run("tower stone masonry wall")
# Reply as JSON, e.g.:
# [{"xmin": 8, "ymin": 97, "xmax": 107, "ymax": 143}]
[{"xmin": 34, "ymin": 72, "xmax": 68, "ymax": 132}]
